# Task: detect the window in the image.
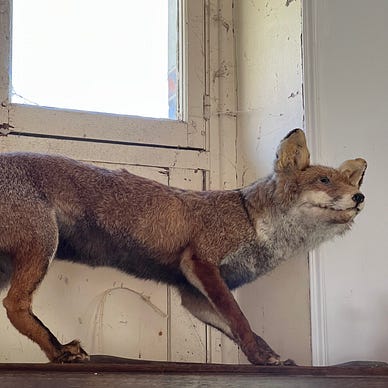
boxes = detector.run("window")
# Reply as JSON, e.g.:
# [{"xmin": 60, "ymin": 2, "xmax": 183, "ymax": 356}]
[
  {"xmin": 0, "ymin": 0, "xmax": 206, "ymax": 149},
  {"xmin": 12, "ymin": 0, "xmax": 177, "ymax": 120}
]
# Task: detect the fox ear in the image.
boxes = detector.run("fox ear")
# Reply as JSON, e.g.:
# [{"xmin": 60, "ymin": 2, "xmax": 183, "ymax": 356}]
[
  {"xmin": 275, "ymin": 129, "xmax": 310, "ymax": 172},
  {"xmin": 338, "ymin": 158, "xmax": 367, "ymax": 188}
]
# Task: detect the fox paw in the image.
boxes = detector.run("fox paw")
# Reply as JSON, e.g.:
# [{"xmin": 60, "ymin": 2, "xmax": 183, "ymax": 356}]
[
  {"xmin": 264, "ymin": 355, "xmax": 281, "ymax": 365},
  {"xmin": 249, "ymin": 333, "xmax": 281, "ymax": 365},
  {"xmin": 259, "ymin": 356, "xmax": 297, "ymax": 366},
  {"xmin": 245, "ymin": 344, "xmax": 281, "ymax": 365},
  {"xmin": 281, "ymin": 358, "xmax": 297, "ymax": 366},
  {"xmin": 53, "ymin": 340, "xmax": 90, "ymax": 363},
  {"xmin": 246, "ymin": 334, "xmax": 297, "ymax": 366}
]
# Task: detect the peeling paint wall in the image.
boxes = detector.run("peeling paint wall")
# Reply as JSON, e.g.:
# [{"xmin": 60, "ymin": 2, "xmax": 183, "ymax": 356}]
[
  {"xmin": 234, "ymin": 0, "xmax": 311, "ymax": 364},
  {"xmin": 235, "ymin": 0, "xmax": 304, "ymax": 184}
]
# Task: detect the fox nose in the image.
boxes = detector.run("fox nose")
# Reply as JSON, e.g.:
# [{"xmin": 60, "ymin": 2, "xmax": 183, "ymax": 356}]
[{"xmin": 352, "ymin": 193, "xmax": 365, "ymax": 204}]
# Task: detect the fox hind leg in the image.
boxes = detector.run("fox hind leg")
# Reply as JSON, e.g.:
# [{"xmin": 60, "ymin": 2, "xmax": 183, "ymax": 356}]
[{"xmin": 1, "ymin": 212, "xmax": 89, "ymax": 363}]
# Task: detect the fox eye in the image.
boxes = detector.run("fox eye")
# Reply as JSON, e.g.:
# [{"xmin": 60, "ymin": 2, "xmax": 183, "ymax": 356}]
[{"xmin": 320, "ymin": 176, "xmax": 330, "ymax": 184}]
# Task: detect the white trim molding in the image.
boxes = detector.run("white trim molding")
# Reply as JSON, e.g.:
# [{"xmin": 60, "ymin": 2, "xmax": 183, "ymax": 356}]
[
  {"xmin": 302, "ymin": 0, "xmax": 329, "ymax": 366},
  {"xmin": 302, "ymin": 0, "xmax": 321, "ymax": 161},
  {"xmin": 308, "ymin": 250, "xmax": 329, "ymax": 366}
]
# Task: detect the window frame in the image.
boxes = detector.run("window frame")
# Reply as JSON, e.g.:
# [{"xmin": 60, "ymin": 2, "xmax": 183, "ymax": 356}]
[{"xmin": 0, "ymin": 0, "xmax": 206, "ymax": 150}]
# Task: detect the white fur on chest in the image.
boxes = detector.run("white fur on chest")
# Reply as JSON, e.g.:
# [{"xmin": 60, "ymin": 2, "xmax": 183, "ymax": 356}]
[
  {"xmin": 256, "ymin": 209, "xmax": 348, "ymax": 260},
  {"xmin": 220, "ymin": 209, "xmax": 349, "ymax": 290}
]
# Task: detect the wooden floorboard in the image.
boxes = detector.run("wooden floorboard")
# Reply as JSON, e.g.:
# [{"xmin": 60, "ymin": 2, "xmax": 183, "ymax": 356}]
[
  {"xmin": 1, "ymin": 356, "xmax": 388, "ymax": 387},
  {"xmin": 1, "ymin": 355, "xmax": 388, "ymax": 376}
]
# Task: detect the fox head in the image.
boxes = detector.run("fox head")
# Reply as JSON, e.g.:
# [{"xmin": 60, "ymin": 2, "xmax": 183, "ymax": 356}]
[{"xmin": 274, "ymin": 129, "xmax": 367, "ymax": 225}]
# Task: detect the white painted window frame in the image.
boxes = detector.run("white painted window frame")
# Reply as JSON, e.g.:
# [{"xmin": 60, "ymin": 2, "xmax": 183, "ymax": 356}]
[{"xmin": 0, "ymin": 0, "xmax": 206, "ymax": 150}]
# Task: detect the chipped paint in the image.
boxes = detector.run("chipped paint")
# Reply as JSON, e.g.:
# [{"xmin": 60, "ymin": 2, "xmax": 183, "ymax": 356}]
[
  {"xmin": 286, "ymin": 0, "xmax": 296, "ymax": 6},
  {"xmin": 288, "ymin": 91, "xmax": 300, "ymax": 98}
]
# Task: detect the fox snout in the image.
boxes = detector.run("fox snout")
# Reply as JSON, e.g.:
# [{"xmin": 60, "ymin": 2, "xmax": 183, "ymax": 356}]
[{"xmin": 352, "ymin": 192, "xmax": 365, "ymax": 205}]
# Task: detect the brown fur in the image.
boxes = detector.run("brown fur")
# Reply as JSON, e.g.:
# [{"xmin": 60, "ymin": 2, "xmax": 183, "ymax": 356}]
[{"xmin": 0, "ymin": 129, "xmax": 367, "ymax": 364}]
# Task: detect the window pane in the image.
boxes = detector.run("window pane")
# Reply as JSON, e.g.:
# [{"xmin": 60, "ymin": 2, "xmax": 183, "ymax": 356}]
[{"xmin": 11, "ymin": 0, "xmax": 178, "ymax": 120}]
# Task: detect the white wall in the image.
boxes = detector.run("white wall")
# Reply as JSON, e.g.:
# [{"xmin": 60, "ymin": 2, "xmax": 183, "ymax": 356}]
[
  {"xmin": 305, "ymin": 0, "xmax": 388, "ymax": 365},
  {"xmin": 235, "ymin": 0, "xmax": 311, "ymax": 365}
]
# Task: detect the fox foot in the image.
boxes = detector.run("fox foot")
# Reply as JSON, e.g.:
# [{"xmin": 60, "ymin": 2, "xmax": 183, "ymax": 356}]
[
  {"xmin": 247, "ymin": 350, "xmax": 296, "ymax": 366},
  {"xmin": 281, "ymin": 358, "xmax": 297, "ymax": 366},
  {"xmin": 52, "ymin": 340, "xmax": 90, "ymax": 363},
  {"xmin": 244, "ymin": 334, "xmax": 297, "ymax": 366},
  {"xmin": 263, "ymin": 356, "xmax": 297, "ymax": 367}
]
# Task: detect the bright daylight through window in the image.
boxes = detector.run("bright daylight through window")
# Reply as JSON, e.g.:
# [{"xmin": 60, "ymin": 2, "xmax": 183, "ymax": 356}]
[{"xmin": 11, "ymin": 0, "xmax": 178, "ymax": 120}]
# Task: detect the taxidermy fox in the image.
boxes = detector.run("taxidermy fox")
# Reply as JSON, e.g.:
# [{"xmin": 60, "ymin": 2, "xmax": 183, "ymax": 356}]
[{"xmin": 0, "ymin": 129, "xmax": 366, "ymax": 365}]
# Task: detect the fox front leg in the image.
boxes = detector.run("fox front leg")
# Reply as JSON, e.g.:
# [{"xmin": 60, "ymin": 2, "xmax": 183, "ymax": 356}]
[
  {"xmin": 179, "ymin": 284, "xmax": 287, "ymax": 365},
  {"xmin": 179, "ymin": 247, "xmax": 282, "ymax": 365}
]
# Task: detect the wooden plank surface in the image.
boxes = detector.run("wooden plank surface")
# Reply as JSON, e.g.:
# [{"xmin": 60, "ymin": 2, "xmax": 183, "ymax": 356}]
[
  {"xmin": 0, "ymin": 356, "xmax": 387, "ymax": 377},
  {"xmin": 1, "ymin": 373, "xmax": 388, "ymax": 388}
]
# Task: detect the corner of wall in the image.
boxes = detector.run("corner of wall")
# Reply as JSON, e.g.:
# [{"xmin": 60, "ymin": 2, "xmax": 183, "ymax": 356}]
[{"xmin": 233, "ymin": 0, "xmax": 311, "ymax": 365}]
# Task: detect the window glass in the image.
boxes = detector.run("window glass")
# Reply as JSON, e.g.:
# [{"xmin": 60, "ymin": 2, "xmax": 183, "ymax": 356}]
[{"xmin": 11, "ymin": 0, "xmax": 178, "ymax": 119}]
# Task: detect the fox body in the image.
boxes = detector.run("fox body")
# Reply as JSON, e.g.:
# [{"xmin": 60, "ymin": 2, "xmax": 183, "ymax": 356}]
[{"xmin": 0, "ymin": 129, "xmax": 366, "ymax": 364}]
